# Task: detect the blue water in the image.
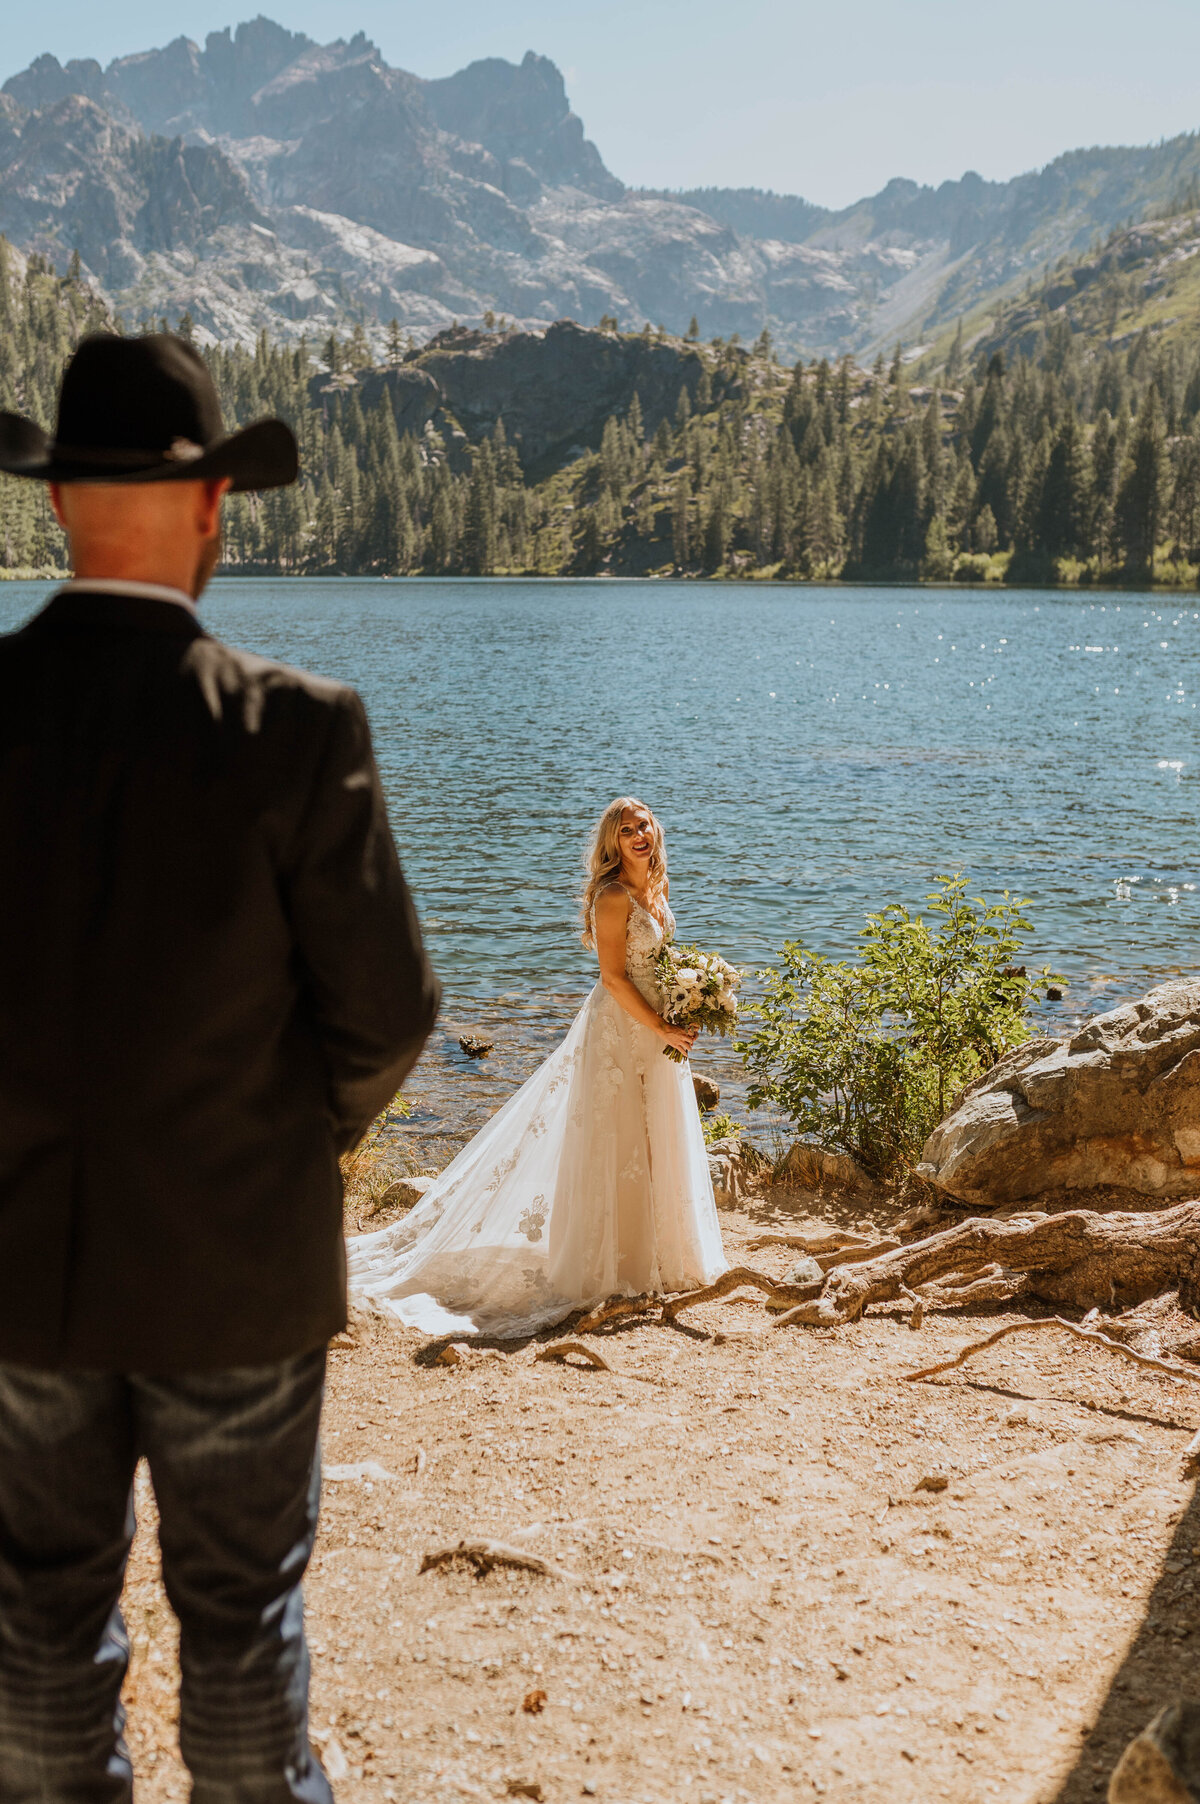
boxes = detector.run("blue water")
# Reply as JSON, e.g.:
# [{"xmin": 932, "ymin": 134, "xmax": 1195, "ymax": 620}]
[{"xmin": 6, "ymin": 577, "xmax": 1198, "ymax": 1148}]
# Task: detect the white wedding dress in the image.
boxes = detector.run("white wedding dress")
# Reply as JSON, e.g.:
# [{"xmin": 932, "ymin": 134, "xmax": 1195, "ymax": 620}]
[{"xmin": 346, "ymin": 887, "xmax": 728, "ymax": 1337}]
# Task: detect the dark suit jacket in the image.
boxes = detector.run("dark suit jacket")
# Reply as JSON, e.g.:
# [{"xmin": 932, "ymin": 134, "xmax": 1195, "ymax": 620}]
[{"xmin": 0, "ymin": 588, "xmax": 440, "ymax": 1372}]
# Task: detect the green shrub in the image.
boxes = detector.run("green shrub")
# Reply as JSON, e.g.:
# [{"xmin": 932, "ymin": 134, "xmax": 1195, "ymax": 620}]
[
  {"xmin": 701, "ymin": 1110, "xmax": 744, "ymax": 1145},
  {"xmin": 736, "ymin": 874, "xmax": 1059, "ymax": 1182}
]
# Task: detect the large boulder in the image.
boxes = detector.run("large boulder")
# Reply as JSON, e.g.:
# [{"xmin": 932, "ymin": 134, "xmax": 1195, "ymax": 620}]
[
  {"xmin": 1109, "ymin": 1699, "xmax": 1200, "ymax": 1802},
  {"xmin": 918, "ymin": 979, "xmax": 1200, "ymax": 1209}
]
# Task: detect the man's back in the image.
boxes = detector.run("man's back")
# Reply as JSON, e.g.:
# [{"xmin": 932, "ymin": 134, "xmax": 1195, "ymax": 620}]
[{"xmin": 0, "ymin": 587, "xmax": 439, "ymax": 1371}]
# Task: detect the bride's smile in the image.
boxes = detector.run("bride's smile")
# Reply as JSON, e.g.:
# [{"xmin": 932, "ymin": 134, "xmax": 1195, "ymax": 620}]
[{"xmin": 620, "ymin": 810, "xmax": 654, "ymax": 862}]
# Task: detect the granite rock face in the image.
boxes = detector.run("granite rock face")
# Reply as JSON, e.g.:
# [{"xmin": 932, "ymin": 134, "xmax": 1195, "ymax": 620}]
[
  {"xmin": 416, "ymin": 321, "xmax": 711, "ymax": 472},
  {"xmin": 918, "ymin": 980, "xmax": 1200, "ymax": 1209},
  {"xmin": 300, "ymin": 321, "xmax": 724, "ymax": 476},
  {"xmin": 6, "ymin": 16, "xmax": 1198, "ymax": 356}
]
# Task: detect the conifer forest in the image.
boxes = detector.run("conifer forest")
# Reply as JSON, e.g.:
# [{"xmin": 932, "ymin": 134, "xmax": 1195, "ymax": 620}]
[{"xmin": 3, "ymin": 228, "xmax": 1200, "ymax": 587}]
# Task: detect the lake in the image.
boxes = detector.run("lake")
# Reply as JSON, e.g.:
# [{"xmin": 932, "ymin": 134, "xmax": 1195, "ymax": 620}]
[{"xmin": 4, "ymin": 576, "xmax": 1198, "ymax": 1156}]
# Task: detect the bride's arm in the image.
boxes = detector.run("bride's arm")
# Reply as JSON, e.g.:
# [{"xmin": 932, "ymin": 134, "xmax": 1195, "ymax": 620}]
[{"xmin": 594, "ymin": 887, "xmax": 697, "ymax": 1056}]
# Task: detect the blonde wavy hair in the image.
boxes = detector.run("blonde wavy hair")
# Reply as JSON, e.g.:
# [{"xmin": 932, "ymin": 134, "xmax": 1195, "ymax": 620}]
[{"xmin": 580, "ymin": 796, "xmax": 668, "ymax": 947}]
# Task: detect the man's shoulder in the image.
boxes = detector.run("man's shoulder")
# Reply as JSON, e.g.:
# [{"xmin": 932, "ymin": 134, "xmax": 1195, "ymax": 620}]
[
  {"xmin": 0, "ymin": 602, "xmax": 363, "ymax": 739},
  {"xmin": 187, "ymin": 636, "xmax": 367, "ymax": 754},
  {"xmin": 191, "ymin": 634, "xmax": 353, "ymax": 712}
]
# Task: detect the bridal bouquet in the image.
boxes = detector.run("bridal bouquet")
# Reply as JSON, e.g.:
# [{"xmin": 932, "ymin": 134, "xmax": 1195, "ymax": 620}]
[{"xmin": 653, "ymin": 939, "xmax": 742, "ymax": 1063}]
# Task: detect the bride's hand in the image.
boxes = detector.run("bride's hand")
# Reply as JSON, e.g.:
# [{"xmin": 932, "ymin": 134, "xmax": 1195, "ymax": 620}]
[{"xmin": 661, "ymin": 1022, "xmax": 698, "ymax": 1056}]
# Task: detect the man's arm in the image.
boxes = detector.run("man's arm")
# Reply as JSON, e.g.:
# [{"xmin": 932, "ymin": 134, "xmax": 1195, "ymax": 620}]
[{"xmin": 283, "ymin": 688, "xmax": 441, "ymax": 1152}]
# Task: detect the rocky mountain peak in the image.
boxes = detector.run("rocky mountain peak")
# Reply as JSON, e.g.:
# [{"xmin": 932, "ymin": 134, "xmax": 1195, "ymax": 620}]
[
  {"xmin": 3, "ymin": 53, "xmax": 130, "ymax": 123},
  {"xmin": 2, "ymin": 16, "xmax": 1198, "ymax": 361},
  {"xmin": 426, "ymin": 51, "xmax": 621, "ymax": 201}
]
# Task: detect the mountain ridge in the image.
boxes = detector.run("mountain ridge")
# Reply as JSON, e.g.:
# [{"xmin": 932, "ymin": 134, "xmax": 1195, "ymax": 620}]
[{"xmin": 2, "ymin": 17, "xmax": 1200, "ymax": 360}]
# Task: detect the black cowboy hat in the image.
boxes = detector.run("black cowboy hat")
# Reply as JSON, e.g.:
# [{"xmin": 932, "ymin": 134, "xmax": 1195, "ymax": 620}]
[{"xmin": 0, "ymin": 332, "xmax": 298, "ymax": 490}]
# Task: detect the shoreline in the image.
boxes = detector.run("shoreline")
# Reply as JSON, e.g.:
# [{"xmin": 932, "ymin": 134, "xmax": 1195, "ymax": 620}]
[{"xmin": 6, "ymin": 570, "xmax": 1198, "ymax": 596}]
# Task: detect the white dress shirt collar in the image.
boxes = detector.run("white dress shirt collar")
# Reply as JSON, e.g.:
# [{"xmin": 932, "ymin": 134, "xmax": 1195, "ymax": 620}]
[{"xmin": 56, "ymin": 578, "xmax": 197, "ymax": 612}]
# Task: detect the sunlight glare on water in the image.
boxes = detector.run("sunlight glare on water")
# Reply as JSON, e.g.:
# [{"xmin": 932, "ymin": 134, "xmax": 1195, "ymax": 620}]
[{"xmin": 5, "ymin": 577, "xmax": 1197, "ymax": 1147}]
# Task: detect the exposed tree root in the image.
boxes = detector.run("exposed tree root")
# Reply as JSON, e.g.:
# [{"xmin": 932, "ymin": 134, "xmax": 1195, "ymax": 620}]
[
  {"xmin": 770, "ymin": 1202, "xmax": 1200, "ymax": 1331},
  {"xmin": 747, "ymin": 1228, "xmax": 878, "ymax": 1256},
  {"xmin": 1099, "ymin": 1291, "xmax": 1200, "ymax": 1364},
  {"xmin": 535, "ymin": 1340, "xmax": 612, "ymax": 1372},
  {"xmin": 419, "ymin": 1539, "xmax": 577, "ymax": 1581},
  {"xmin": 574, "ymin": 1294, "xmax": 656, "ymax": 1334},
  {"xmin": 815, "ymin": 1237, "xmax": 901, "ymax": 1272},
  {"xmin": 661, "ymin": 1266, "xmax": 816, "ymax": 1322},
  {"xmin": 903, "ymin": 1316, "xmax": 1200, "ymax": 1387},
  {"xmin": 740, "ymin": 1234, "xmax": 900, "ymax": 1271}
]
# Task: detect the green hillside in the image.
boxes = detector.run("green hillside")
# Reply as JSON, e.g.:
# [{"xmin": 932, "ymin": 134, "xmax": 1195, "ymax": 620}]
[{"xmin": 2, "ymin": 234, "xmax": 1200, "ymax": 590}]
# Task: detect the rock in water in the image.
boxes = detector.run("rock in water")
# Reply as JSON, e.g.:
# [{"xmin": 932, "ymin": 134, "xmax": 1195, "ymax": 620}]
[
  {"xmin": 919, "ymin": 978, "xmax": 1200, "ymax": 1209},
  {"xmin": 693, "ymin": 1074, "xmax": 720, "ymax": 1111},
  {"xmin": 1109, "ymin": 1700, "xmax": 1200, "ymax": 1802},
  {"xmin": 459, "ymin": 1035, "xmax": 494, "ymax": 1058}
]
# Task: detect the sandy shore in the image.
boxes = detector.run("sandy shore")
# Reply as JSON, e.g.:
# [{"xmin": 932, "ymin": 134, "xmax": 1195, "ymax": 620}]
[{"xmin": 115, "ymin": 1194, "xmax": 1200, "ymax": 1804}]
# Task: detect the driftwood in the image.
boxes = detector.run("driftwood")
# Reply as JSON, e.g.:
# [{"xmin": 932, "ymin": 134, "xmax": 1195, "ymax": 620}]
[
  {"xmin": 771, "ymin": 1202, "xmax": 1200, "ymax": 1336},
  {"xmin": 420, "ymin": 1539, "xmax": 576, "ymax": 1581}
]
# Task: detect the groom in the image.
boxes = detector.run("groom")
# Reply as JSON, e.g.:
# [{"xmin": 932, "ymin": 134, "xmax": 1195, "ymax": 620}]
[{"xmin": 0, "ymin": 334, "xmax": 440, "ymax": 1802}]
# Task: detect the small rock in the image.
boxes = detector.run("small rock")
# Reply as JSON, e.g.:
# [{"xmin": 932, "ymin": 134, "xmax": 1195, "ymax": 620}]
[
  {"xmin": 522, "ymin": 1689, "xmax": 548, "ymax": 1716},
  {"xmin": 784, "ymin": 1255, "xmax": 823, "ymax": 1286},
  {"xmin": 706, "ymin": 1138, "xmax": 763, "ymax": 1208},
  {"xmin": 1046, "ymin": 986, "xmax": 1064, "ymax": 1001},
  {"xmin": 915, "ymin": 1473, "xmax": 949, "ymax": 1494},
  {"xmin": 436, "ymin": 1341, "xmax": 472, "ymax": 1366},
  {"xmin": 1109, "ymin": 1700, "xmax": 1200, "ymax": 1801},
  {"xmin": 459, "ymin": 1034, "xmax": 494, "ymax": 1058},
  {"xmin": 693, "ymin": 1074, "xmax": 721, "ymax": 1110},
  {"xmin": 324, "ymin": 1460, "xmax": 398, "ymax": 1482},
  {"xmin": 380, "ymin": 1174, "xmax": 435, "ymax": 1210},
  {"xmin": 506, "ymin": 1783, "xmax": 544, "ymax": 1802},
  {"xmin": 320, "ymin": 1736, "xmax": 349, "ymax": 1782}
]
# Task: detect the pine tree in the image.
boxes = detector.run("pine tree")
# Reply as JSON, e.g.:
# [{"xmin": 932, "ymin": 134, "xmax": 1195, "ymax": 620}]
[
  {"xmin": 671, "ymin": 467, "xmax": 692, "ymax": 569},
  {"xmin": 1117, "ymin": 387, "xmax": 1169, "ymax": 575},
  {"xmin": 945, "ymin": 319, "xmax": 965, "ymax": 381}
]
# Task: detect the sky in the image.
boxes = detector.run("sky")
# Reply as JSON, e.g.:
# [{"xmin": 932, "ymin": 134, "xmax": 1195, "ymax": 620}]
[{"xmin": 4, "ymin": 0, "xmax": 1200, "ymax": 209}]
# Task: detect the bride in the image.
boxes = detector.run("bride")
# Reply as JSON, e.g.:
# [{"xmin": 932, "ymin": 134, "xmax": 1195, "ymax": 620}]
[{"xmin": 346, "ymin": 796, "xmax": 728, "ymax": 1337}]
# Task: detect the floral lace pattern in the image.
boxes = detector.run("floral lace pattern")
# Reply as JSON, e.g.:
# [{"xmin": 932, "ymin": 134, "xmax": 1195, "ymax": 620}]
[{"xmin": 518, "ymin": 1198, "xmax": 547, "ymax": 1242}]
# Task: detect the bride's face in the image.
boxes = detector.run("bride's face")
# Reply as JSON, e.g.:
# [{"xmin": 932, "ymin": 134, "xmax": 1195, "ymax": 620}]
[{"xmin": 618, "ymin": 808, "xmax": 654, "ymax": 869}]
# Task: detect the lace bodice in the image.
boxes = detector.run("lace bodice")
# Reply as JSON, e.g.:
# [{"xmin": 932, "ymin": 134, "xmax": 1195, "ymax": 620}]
[{"xmin": 613, "ymin": 885, "xmax": 675, "ymax": 1006}]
